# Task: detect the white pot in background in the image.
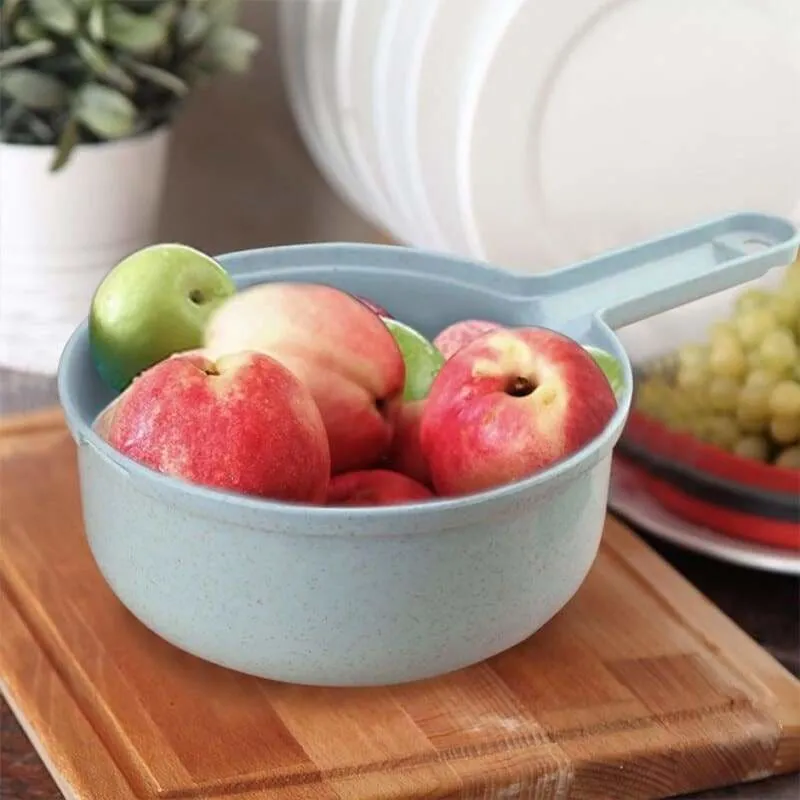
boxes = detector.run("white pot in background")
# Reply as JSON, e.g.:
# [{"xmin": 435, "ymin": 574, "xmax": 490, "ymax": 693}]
[{"xmin": 0, "ymin": 126, "xmax": 171, "ymax": 375}]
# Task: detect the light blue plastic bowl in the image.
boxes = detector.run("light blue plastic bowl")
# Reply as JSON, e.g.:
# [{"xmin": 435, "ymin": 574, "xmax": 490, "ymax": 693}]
[{"xmin": 58, "ymin": 213, "xmax": 798, "ymax": 686}]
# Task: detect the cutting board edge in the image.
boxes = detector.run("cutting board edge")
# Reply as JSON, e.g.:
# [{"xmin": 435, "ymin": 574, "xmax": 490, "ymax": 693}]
[
  {"xmin": 603, "ymin": 515, "xmax": 800, "ymax": 773},
  {"xmin": 1, "ymin": 594, "xmax": 139, "ymax": 800}
]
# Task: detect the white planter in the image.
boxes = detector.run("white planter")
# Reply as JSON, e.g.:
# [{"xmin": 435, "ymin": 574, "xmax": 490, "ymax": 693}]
[{"xmin": 0, "ymin": 126, "xmax": 171, "ymax": 375}]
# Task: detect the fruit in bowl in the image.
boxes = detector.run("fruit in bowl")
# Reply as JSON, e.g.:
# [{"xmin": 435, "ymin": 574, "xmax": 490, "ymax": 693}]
[
  {"xmin": 382, "ymin": 317, "xmax": 445, "ymax": 402},
  {"xmin": 89, "ymin": 244, "xmax": 236, "ymax": 391},
  {"xmin": 583, "ymin": 345, "xmax": 626, "ymax": 397},
  {"xmin": 385, "ymin": 399, "xmax": 432, "ymax": 487},
  {"xmin": 435, "ymin": 320, "xmax": 625, "ymax": 397},
  {"xmin": 356, "ymin": 295, "xmax": 392, "ymax": 317},
  {"xmin": 203, "ymin": 282, "xmax": 406, "ymax": 475},
  {"xmin": 99, "ymin": 350, "xmax": 330, "ymax": 503},
  {"xmin": 327, "ymin": 469, "xmax": 434, "ymax": 506},
  {"xmin": 89, "ymin": 243, "xmax": 625, "ymax": 508},
  {"xmin": 434, "ymin": 319, "xmax": 503, "ymax": 359},
  {"xmin": 421, "ymin": 327, "xmax": 617, "ymax": 496}
]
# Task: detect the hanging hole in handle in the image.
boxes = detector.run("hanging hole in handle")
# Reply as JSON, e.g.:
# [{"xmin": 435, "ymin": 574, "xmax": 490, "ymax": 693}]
[
  {"xmin": 712, "ymin": 234, "xmax": 774, "ymax": 263},
  {"xmin": 741, "ymin": 237, "xmax": 772, "ymax": 252}
]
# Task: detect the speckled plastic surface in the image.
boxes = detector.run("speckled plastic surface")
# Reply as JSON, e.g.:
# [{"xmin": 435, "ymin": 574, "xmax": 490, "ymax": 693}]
[{"xmin": 57, "ymin": 212, "xmax": 799, "ymax": 686}]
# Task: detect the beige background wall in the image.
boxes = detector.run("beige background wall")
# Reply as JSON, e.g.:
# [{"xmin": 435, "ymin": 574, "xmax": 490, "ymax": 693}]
[{"xmin": 158, "ymin": 0, "xmax": 380, "ymax": 256}]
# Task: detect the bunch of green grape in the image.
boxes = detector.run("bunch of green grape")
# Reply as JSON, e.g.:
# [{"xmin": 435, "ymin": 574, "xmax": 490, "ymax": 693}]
[{"xmin": 635, "ymin": 259, "xmax": 800, "ymax": 469}]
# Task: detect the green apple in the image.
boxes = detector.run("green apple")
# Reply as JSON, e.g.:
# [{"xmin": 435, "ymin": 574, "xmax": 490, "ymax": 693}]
[
  {"xmin": 382, "ymin": 318, "xmax": 445, "ymax": 402},
  {"xmin": 89, "ymin": 243, "xmax": 236, "ymax": 391},
  {"xmin": 584, "ymin": 345, "xmax": 625, "ymax": 397}
]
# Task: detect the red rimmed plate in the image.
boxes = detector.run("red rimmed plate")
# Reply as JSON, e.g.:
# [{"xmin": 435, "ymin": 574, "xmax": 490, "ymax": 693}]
[
  {"xmin": 616, "ymin": 410, "xmax": 799, "ymax": 553},
  {"xmin": 608, "ymin": 458, "xmax": 800, "ymax": 576},
  {"xmin": 623, "ymin": 409, "xmax": 799, "ymax": 495}
]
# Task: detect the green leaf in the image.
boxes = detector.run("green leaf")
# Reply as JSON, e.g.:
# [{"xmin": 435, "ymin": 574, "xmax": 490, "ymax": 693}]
[
  {"xmin": 14, "ymin": 15, "xmax": 47, "ymax": 42},
  {"xmin": 25, "ymin": 111, "xmax": 55, "ymax": 143},
  {"xmin": 1, "ymin": 68, "xmax": 68, "ymax": 110},
  {"xmin": 125, "ymin": 59, "xmax": 188, "ymax": 97},
  {"xmin": 2, "ymin": 0, "xmax": 25, "ymax": 26},
  {"xmin": 69, "ymin": 0, "xmax": 95, "ymax": 11},
  {"xmin": 200, "ymin": 25, "xmax": 259, "ymax": 74},
  {"xmin": 122, "ymin": 0, "xmax": 165, "ymax": 13},
  {"xmin": 174, "ymin": 58, "xmax": 207, "ymax": 84},
  {"xmin": 76, "ymin": 37, "xmax": 137, "ymax": 93},
  {"xmin": 0, "ymin": 101, "xmax": 28, "ymax": 135},
  {"xmin": 74, "ymin": 82, "xmax": 137, "ymax": 138},
  {"xmin": 205, "ymin": 0, "xmax": 240, "ymax": 25},
  {"xmin": 105, "ymin": 5, "xmax": 169, "ymax": 56},
  {"xmin": 0, "ymin": 39, "xmax": 56, "ymax": 70},
  {"xmin": 30, "ymin": 0, "xmax": 79, "ymax": 36},
  {"xmin": 177, "ymin": 5, "xmax": 210, "ymax": 48},
  {"xmin": 87, "ymin": 1, "xmax": 106, "ymax": 41},
  {"xmin": 41, "ymin": 50, "xmax": 85, "ymax": 79},
  {"xmin": 152, "ymin": 0, "xmax": 180, "ymax": 29},
  {"xmin": 50, "ymin": 114, "xmax": 80, "ymax": 172}
]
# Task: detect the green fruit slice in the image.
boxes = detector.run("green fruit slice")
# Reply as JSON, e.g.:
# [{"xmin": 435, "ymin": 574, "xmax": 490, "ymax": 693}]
[
  {"xmin": 383, "ymin": 318, "xmax": 445, "ymax": 402},
  {"xmin": 584, "ymin": 345, "xmax": 625, "ymax": 397}
]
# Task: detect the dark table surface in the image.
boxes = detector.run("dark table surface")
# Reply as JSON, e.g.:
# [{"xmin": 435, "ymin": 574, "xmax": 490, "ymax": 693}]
[{"xmin": 1, "ymin": 3, "xmax": 798, "ymax": 797}]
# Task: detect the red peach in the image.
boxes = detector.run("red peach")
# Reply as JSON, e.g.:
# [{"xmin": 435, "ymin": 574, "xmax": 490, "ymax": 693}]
[
  {"xmin": 93, "ymin": 395, "xmax": 121, "ymax": 439},
  {"xmin": 355, "ymin": 295, "xmax": 392, "ymax": 318},
  {"xmin": 327, "ymin": 469, "xmax": 434, "ymax": 507},
  {"xmin": 204, "ymin": 283, "xmax": 405, "ymax": 474},
  {"xmin": 433, "ymin": 319, "xmax": 504, "ymax": 359},
  {"xmin": 420, "ymin": 327, "xmax": 617, "ymax": 496},
  {"xmin": 101, "ymin": 350, "xmax": 330, "ymax": 503},
  {"xmin": 384, "ymin": 399, "xmax": 432, "ymax": 487}
]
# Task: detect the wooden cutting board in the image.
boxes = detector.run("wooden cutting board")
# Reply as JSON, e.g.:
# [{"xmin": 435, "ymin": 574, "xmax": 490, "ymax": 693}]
[{"xmin": 1, "ymin": 409, "xmax": 798, "ymax": 800}]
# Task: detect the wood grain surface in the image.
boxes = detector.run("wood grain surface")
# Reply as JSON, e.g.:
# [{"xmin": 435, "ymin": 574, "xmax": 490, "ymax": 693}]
[{"xmin": 1, "ymin": 408, "xmax": 798, "ymax": 800}]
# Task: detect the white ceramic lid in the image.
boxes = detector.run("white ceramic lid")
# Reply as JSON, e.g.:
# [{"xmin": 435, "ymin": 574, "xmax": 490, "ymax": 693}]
[
  {"xmin": 372, "ymin": 0, "xmax": 444, "ymax": 249},
  {"xmin": 459, "ymin": 0, "xmax": 800, "ymax": 273},
  {"xmin": 304, "ymin": 0, "xmax": 378, "ymax": 224},
  {"xmin": 407, "ymin": 0, "xmax": 493, "ymax": 255},
  {"xmin": 334, "ymin": 0, "xmax": 403, "ymax": 240},
  {"xmin": 277, "ymin": 0, "xmax": 370, "ymax": 223}
]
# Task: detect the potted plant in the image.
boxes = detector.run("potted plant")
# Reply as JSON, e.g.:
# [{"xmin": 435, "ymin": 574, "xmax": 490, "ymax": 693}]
[{"xmin": 0, "ymin": 0, "xmax": 260, "ymax": 374}]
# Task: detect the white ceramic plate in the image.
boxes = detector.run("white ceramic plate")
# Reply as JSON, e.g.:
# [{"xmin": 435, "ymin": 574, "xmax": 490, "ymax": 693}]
[
  {"xmin": 276, "ymin": 0, "xmax": 367, "ymax": 219},
  {"xmin": 458, "ymin": 0, "xmax": 800, "ymax": 274},
  {"xmin": 372, "ymin": 0, "xmax": 444, "ymax": 249},
  {"xmin": 608, "ymin": 459, "xmax": 800, "ymax": 576},
  {"xmin": 304, "ymin": 0, "xmax": 380, "ymax": 224},
  {"xmin": 276, "ymin": 2, "xmax": 327, "ymax": 172},
  {"xmin": 404, "ymin": 0, "xmax": 491, "ymax": 255},
  {"xmin": 334, "ymin": 0, "xmax": 404, "ymax": 240}
]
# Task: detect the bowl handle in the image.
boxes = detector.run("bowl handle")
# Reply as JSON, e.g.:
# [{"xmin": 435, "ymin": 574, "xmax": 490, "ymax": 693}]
[{"xmin": 520, "ymin": 212, "xmax": 800, "ymax": 330}]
